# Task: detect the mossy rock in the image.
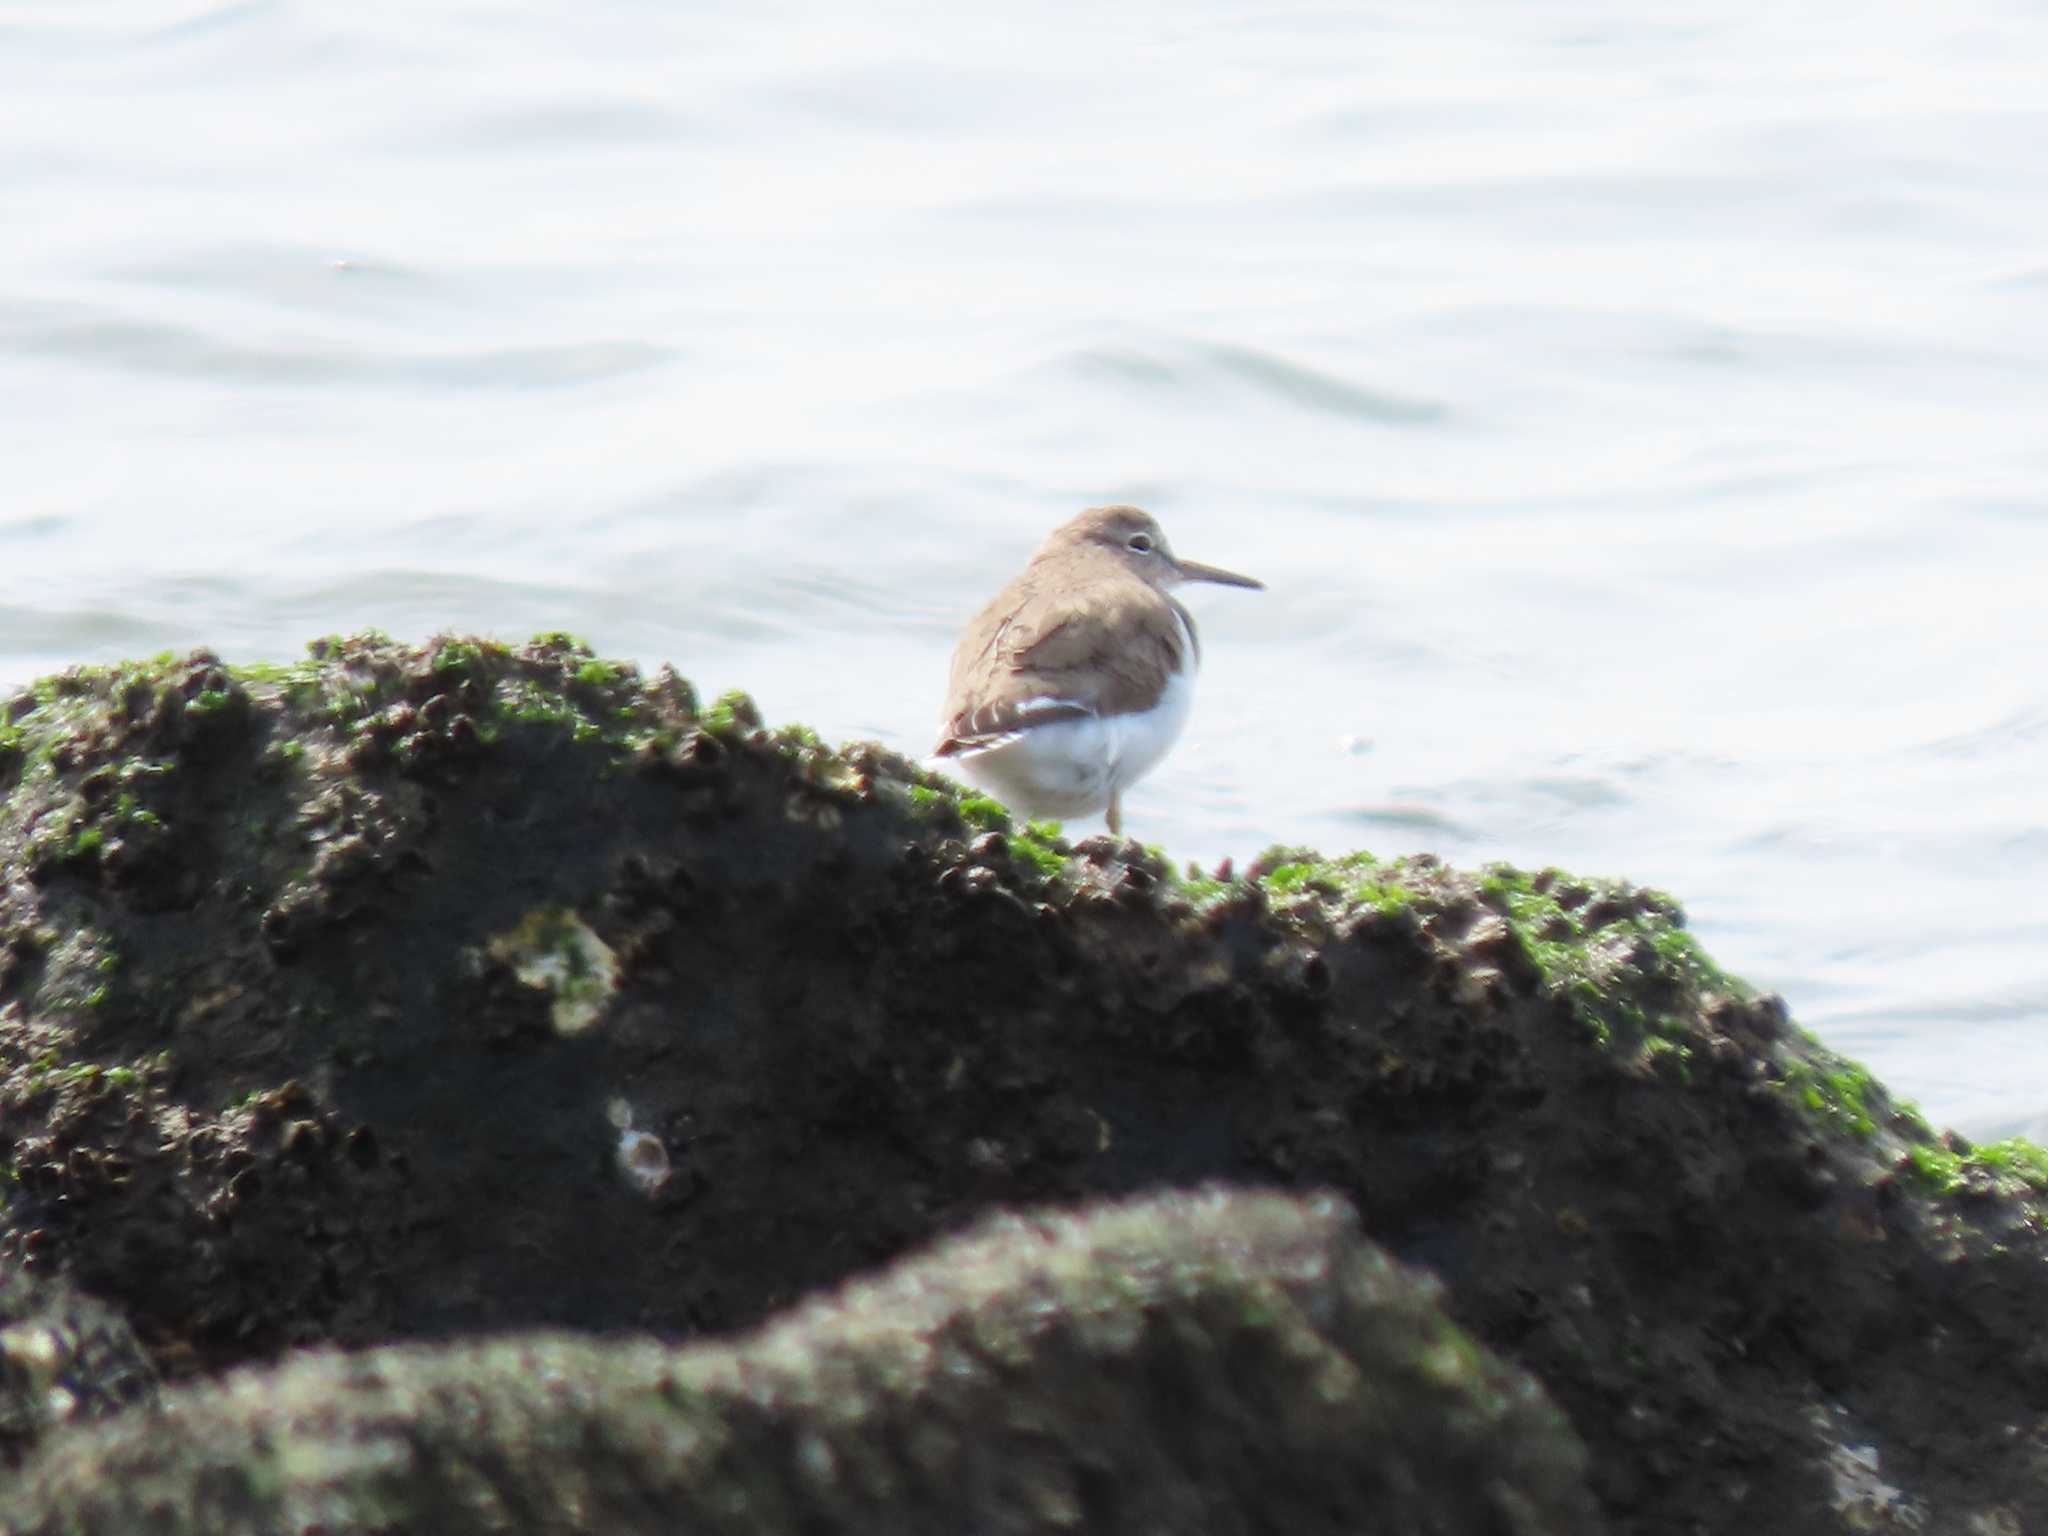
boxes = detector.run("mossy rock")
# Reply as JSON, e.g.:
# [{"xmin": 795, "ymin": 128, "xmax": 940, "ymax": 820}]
[
  {"xmin": 0, "ymin": 1269, "xmax": 156, "ymax": 1470},
  {"xmin": 0, "ymin": 1188, "xmax": 1597, "ymax": 1535},
  {"xmin": 2, "ymin": 634, "xmax": 2046, "ymax": 1535}
]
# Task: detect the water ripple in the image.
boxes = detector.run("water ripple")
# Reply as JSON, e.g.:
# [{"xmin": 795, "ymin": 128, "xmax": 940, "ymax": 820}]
[
  {"xmin": 1197, "ymin": 343, "xmax": 1447, "ymax": 426},
  {"xmin": 1, "ymin": 304, "xmax": 673, "ymax": 390}
]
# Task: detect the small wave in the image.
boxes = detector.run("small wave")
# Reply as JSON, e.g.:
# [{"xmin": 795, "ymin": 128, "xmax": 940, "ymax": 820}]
[
  {"xmin": 1909, "ymin": 704, "xmax": 2048, "ymax": 761},
  {"xmin": 1337, "ymin": 802, "xmax": 1470, "ymax": 837},
  {"xmin": 1199, "ymin": 342, "xmax": 1446, "ymax": 426},
  {"xmin": 2, "ymin": 304, "xmax": 673, "ymax": 391}
]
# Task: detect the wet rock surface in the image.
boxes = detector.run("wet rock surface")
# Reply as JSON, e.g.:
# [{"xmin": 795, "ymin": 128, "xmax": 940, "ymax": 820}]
[
  {"xmin": 0, "ymin": 1271, "xmax": 155, "ymax": 1470},
  {"xmin": 1, "ymin": 633, "xmax": 2046, "ymax": 1533},
  {"xmin": 2, "ymin": 1187, "xmax": 1596, "ymax": 1535}
]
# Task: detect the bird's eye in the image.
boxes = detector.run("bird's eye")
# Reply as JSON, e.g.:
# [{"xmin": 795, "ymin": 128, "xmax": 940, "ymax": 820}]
[{"xmin": 1127, "ymin": 533, "xmax": 1154, "ymax": 554}]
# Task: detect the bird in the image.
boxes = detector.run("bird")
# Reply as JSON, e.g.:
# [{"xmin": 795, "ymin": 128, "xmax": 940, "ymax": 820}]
[{"xmin": 934, "ymin": 504, "xmax": 1263, "ymax": 837}]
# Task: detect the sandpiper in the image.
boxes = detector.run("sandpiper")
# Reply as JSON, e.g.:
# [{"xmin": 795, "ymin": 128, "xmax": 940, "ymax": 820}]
[{"xmin": 934, "ymin": 505, "xmax": 1263, "ymax": 836}]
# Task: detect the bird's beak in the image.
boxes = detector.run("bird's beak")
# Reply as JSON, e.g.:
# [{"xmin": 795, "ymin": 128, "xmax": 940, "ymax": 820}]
[{"xmin": 1172, "ymin": 556, "xmax": 1264, "ymax": 590}]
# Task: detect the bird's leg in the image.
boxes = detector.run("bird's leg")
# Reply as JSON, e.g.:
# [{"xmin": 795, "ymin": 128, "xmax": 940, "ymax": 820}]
[{"xmin": 1107, "ymin": 791, "xmax": 1122, "ymax": 838}]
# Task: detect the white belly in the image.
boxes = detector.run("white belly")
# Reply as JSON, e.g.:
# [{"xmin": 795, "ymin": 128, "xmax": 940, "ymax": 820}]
[{"xmin": 945, "ymin": 664, "xmax": 1195, "ymax": 823}]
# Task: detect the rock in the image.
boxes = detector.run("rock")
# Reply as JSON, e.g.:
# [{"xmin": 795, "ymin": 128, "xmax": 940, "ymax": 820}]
[
  {"xmin": 0, "ymin": 1187, "xmax": 1596, "ymax": 1535},
  {"xmin": 0, "ymin": 1269, "xmax": 156, "ymax": 1469},
  {"xmin": 1, "ymin": 633, "xmax": 2045, "ymax": 1534}
]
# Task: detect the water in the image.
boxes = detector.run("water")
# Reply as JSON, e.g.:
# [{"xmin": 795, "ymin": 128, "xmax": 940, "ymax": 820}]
[{"xmin": 3, "ymin": 0, "xmax": 2045, "ymax": 1136}]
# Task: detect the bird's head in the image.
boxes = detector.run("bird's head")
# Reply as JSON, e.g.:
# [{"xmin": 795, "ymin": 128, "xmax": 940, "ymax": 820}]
[{"xmin": 1050, "ymin": 504, "xmax": 1264, "ymax": 591}]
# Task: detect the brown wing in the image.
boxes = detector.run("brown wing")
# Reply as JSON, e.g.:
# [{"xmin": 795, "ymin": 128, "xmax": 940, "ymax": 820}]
[{"xmin": 936, "ymin": 572, "xmax": 1185, "ymax": 756}]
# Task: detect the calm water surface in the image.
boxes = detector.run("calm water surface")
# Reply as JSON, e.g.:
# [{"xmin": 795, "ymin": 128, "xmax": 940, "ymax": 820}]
[{"xmin": 3, "ymin": 0, "xmax": 2046, "ymax": 1134}]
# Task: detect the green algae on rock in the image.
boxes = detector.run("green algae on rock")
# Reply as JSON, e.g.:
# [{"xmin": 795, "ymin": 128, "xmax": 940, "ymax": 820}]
[
  {"xmin": 0, "ymin": 1188, "xmax": 1597, "ymax": 1536},
  {"xmin": 5, "ymin": 634, "xmax": 2048, "ymax": 1535},
  {"xmin": 483, "ymin": 906, "xmax": 620, "ymax": 1036}
]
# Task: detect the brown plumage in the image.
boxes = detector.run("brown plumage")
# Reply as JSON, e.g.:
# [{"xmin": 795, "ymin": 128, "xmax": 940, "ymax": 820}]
[{"xmin": 935, "ymin": 505, "xmax": 1261, "ymax": 834}]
